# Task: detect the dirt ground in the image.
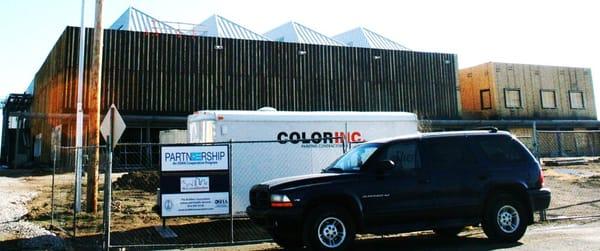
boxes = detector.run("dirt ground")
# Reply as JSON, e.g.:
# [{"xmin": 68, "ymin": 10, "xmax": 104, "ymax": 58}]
[
  {"xmin": 540, "ymin": 157, "xmax": 600, "ymax": 218},
  {"xmin": 1, "ymin": 157, "xmax": 599, "ymax": 249}
]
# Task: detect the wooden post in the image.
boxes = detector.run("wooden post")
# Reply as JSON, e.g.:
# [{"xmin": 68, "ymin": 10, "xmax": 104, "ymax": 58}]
[{"xmin": 87, "ymin": 0, "xmax": 103, "ymax": 213}]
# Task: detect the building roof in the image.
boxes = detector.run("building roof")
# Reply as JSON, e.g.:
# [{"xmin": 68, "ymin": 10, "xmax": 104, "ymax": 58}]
[
  {"xmin": 108, "ymin": 7, "xmax": 408, "ymax": 49},
  {"xmin": 264, "ymin": 22, "xmax": 344, "ymax": 46},
  {"xmin": 193, "ymin": 15, "xmax": 270, "ymax": 41},
  {"xmin": 109, "ymin": 6, "xmax": 179, "ymax": 34},
  {"xmin": 334, "ymin": 27, "xmax": 409, "ymax": 50}
]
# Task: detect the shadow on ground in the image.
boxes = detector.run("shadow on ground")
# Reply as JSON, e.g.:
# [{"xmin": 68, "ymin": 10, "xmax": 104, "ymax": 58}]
[
  {"xmin": 0, "ymin": 167, "xmax": 54, "ymax": 178},
  {"xmin": 347, "ymin": 233, "xmax": 522, "ymax": 251}
]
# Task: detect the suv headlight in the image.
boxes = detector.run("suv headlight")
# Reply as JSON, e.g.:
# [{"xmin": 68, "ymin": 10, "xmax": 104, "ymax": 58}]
[{"xmin": 270, "ymin": 194, "xmax": 293, "ymax": 208}]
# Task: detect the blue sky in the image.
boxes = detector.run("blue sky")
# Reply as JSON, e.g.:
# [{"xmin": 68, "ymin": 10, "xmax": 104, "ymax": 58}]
[{"xmin": 0, "ymin": 0, "xmax": 599, "ymax": 118}]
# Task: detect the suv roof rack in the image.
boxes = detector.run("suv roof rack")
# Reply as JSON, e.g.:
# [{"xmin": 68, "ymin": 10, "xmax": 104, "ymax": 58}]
[{"xmin": 473, "ymin": 126, "xmax": 498, "ymax": 133}]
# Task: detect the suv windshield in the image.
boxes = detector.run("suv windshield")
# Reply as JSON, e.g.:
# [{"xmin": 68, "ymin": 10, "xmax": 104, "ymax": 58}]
[{"xmin": 325, "ymin": 143, "xmax": 381, "ymax": 173}]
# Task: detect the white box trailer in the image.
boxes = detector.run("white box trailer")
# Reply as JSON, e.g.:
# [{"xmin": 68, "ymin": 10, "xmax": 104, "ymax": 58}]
[{"xmin": 187, "ymin": 109, "xmax": 418, "ymax": 214}]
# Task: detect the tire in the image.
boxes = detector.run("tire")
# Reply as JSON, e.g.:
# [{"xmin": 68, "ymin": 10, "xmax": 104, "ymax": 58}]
[
  {"xmin": 482, "ymin": 194, "xmax": 528, "ymax": 242},
  {"xmin": 433, "ymin": 226, "xmax": 464, "ymax": 238},
  {"xmin": 303, "ymin": 205, "xmax": 356, "ymax": 250}
]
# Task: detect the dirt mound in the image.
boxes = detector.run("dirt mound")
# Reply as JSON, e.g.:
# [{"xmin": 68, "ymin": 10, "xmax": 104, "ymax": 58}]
[{"xmin": 113, "ymin": 171, "xmax": 159, "ymax": 192}]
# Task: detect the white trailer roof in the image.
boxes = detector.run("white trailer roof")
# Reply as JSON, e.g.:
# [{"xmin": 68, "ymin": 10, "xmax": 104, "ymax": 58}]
[{"xmin": 189, "ymin": 110, "xmax": 417, "ymax": 122}]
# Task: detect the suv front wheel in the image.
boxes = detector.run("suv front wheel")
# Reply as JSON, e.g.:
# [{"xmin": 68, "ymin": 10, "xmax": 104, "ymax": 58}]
[
  {"xmin": 303, "ymin": 205, "xmax": 356, "ymax": 250},
  {"xmin": 482, "ymin": 194, "xmax": 528, "ymax": 242}
]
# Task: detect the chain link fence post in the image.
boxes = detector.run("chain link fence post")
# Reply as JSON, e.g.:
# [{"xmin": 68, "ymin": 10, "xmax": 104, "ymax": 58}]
[
  {"xmin": 532, "ymin": 121, "xmax": 539, "ymax": 160},
  {"xmin": 103, "ymin": 139, "xmax": 113, "ymax": 250},
  {"xmin": 229, "ymin": 140, "xmax": 234, "ymax": 244},
  {"xmin": 51, "ymin": 143, "xmax": 57, "ymax": 229}
]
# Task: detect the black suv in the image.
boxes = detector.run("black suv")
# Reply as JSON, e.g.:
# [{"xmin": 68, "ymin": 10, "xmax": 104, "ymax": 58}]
[{"xmin": 247, "ymin": 130, "xmax": 551, "ymax": 250}]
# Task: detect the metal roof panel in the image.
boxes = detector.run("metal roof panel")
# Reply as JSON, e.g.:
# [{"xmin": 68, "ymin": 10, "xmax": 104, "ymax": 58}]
[
  {"xmin": 109, "ymin": 7, "xmax": 179, "ymax": 34},
  {"xmin": 334, "ymin": 27, "xmax": 409, "ymax": 50},
  {"xmin": 265, "ymin": 22, "xmax": 343, "ymax": 46},
  {"xmin": 195, "ymin": 15, "xmax": 270, "ymax": 41}
]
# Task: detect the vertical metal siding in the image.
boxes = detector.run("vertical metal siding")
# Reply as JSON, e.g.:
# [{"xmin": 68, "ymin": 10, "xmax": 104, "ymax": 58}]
[{"xmin": 32, "ymin": 26, "xmax": 460, "ymax": 123}]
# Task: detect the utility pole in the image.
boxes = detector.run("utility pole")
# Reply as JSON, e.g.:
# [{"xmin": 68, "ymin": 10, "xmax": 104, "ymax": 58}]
[{"xmin": 87, "ymin": 0, "xmax": 103, "ymax": 213}]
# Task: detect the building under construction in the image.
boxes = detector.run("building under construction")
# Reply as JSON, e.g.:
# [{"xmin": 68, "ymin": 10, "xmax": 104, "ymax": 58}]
[{"xmin": 1, "ymin": 7, "xmax": 464, "ymax": 166}]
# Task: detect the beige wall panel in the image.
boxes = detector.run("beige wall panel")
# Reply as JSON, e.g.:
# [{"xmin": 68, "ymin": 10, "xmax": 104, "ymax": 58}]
[
  {"xmin": 557, "ymin": 68, "xmax": 570, "ymax": 117},
  {"xmin": 583, "ymin": 69, "xmax": 597, "ymax": 119},
  {"xmin": 459, "ymin": 63, "xmax": 496, "ymax": 119}
]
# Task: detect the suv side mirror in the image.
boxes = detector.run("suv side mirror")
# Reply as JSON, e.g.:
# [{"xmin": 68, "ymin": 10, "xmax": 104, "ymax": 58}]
[{"xmin": 374, "ymin": 160, "xmax": 395, "ymax": 173}]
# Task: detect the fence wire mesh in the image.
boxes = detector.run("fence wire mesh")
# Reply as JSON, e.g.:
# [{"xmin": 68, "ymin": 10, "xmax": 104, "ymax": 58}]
[
  {"xmin": 46, "ymin": 131, "xmax": 600, "ymax": 249},
  {"xmin": 514, "ymin": 130, "xmax": 600, "ymax": 221},
  {"xmin": 536, "ymin": 130, "xmax": 600, "ymax": 157},
  {"xmin": 50, "ymin": 145, "xmax": 106, "ymax": 248},
  {"xmin": 103, "ymin": 139, "xmax": 350, "ymax": 248}
]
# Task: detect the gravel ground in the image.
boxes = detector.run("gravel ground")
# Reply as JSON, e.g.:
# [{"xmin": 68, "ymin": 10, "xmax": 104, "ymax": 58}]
[
  {"xmin": 542, "ymin": 159, "xmax": 600, "ymax": 218},
  {"xmin": 0, "ymin": 171, "xmax": 65, "ymax": 250},
  {"xmin": 0, "ymin": 158, "xmax": 597, "ymax": 250}
]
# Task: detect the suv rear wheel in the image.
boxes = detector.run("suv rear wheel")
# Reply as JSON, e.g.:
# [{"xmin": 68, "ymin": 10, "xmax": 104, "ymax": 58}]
[
  {"xmin": 303, "ymin": 205, "xmax": 356, "ymax": 250},
  {"xmin": 482, "ymin": 194, "xmax": 528, "ymax": 242}
]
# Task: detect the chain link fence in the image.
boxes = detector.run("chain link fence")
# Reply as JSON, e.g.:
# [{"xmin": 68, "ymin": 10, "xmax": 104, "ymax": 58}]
[
  {"xmin": 67, "ymin": 138, "xmax": 347, "ymax": 249},
  {"xmin": 50, "ymin": 145, "xmax": 106, "ymax": 248},
  {"xmin": 536, "ymin": 130, "xmax": 600, "ymax": 158},
  {"xmin": 505, "ymin": 129, "xmax": 600, "ymax": 158},
  {"xmin": 46, "ymin": 130, "xmax": 600, "ymax": 249},
  {"xmin": 513, "ymin": 129, "xmax": 600, "ymax": 221}
]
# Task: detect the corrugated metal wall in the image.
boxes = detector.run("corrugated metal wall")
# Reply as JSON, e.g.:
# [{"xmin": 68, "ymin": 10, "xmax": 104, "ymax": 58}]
[
  {"xmin": 34, "ymin": 26, "xmax": 459, "ymax": 119},
  {"xmin": 28, "ymin": 26, "xmax": 460, "ymax": 161}
]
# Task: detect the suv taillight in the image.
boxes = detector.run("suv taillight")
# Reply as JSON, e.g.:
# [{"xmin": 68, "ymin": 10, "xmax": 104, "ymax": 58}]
[{"xmin": 538, "ymin": 168, "xmax": 545, "ymax": 187}]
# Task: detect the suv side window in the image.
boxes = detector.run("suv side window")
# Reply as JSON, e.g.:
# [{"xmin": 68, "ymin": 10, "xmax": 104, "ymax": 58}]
[
  {"xmin": 376, "ymin": 141, "xmax": 418, "ymax": 171},
  {"xmin": 470, "ymin": 135, "xmax": 528, "ymax": 163},
  {"xmin": 420, "ymin": 136, "xmax": 476, "ymax": 170}
]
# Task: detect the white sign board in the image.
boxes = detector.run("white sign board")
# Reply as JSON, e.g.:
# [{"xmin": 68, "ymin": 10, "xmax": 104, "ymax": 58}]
[
  {"xmin": 161, "ymin": 192, "xmax": 229, "ymax": 217},
  {"xmin": 161, "ymin": 145, "xmax": 229, "ymax": 172},
  {"xmin": 180, "ymin": 177, "xmax": 209, "ymax": 192}
]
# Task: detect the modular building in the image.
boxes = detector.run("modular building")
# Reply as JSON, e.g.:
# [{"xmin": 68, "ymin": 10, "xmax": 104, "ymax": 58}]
[{"xmin": 459, "ymin": 62, "xmax": 596, "ymax": 120}]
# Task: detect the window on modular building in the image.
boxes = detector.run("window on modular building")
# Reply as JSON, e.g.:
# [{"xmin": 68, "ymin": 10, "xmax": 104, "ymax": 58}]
[
  {"xmin": 569, "ymin": 91, "xmax": 585, "ymax": 109},
  {"xmin": 541, "ymin": 90, "xmax": 557, "ymax": 109},
  {"xmin": 504, "ymin": 89, "xmax": 522, "ymax": 108},
  {"xmin": 480, "ymin": 89, "xmax": 492, "ymax": 110}
]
